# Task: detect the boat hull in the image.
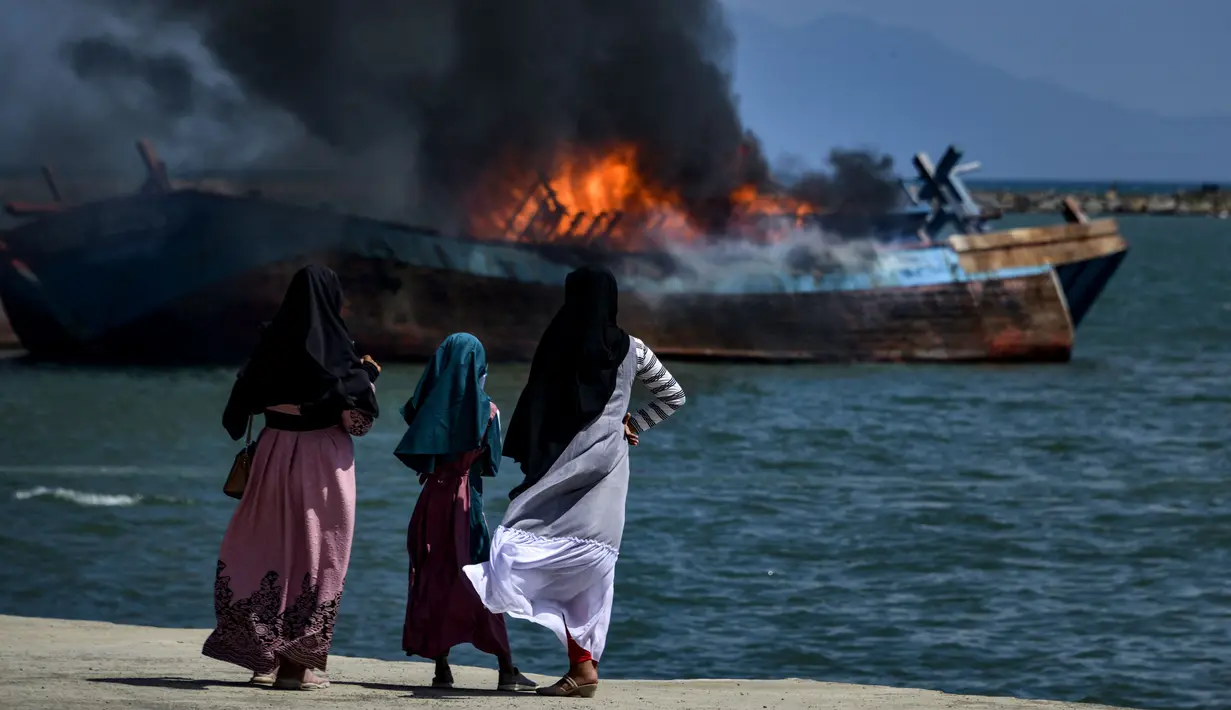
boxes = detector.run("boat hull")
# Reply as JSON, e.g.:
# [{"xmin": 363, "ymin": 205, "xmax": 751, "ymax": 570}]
[
  {"xmin": 0, "ymin": 190, "xmax": 1109, "ymax": 365},
  {"xmin": 342, "ymin": 257, "xmax": 1075, "ymax": 364},
  {"xmin": 946, "ymin": 217, "xmax": 1130, "ymax": 330},
  {"xmin": 0, "ymin": 250, "xmax": 1074, "ymax": 365},
  {"xmin": 0, "ymin": 232, "xmax": 21, "ymax": 350},
  {"xmin": 1054, "ymin": 250, "xmax": 1127, "ymax": 327},
  {"xmin": 0, "ymin": 302, "xmax": 18, "ymax": 351}
]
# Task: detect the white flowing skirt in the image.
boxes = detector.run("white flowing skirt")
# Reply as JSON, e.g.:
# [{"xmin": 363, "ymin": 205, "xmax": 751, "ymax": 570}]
[{"xmin": 463, "ymin": 525, "xmax": 619, "ymax": 661}]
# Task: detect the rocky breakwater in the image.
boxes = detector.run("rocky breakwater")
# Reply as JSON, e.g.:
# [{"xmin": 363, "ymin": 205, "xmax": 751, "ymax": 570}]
[{"xmin": 972, "ymin": 185, "xmax": 1231, "ymax": 217}]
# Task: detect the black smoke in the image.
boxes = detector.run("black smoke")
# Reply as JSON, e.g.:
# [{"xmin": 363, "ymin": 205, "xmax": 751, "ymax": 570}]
[
  {"xmin": 787, "ymin": 149, "xmax": 902, "ymax": 234},
  {"xmin": 56, "ymin": 0, "xmax": 901, "ymax": 235}
]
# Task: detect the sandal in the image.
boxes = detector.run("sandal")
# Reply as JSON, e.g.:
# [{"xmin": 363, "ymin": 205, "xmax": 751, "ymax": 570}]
[
  {"xmin": 535, "ymin": 675, "xmax": 598, "ymax": 698},
  {"xmin": 497, "ymin": 667, "xmax": 538, "ymax": 692},
  {"xmin": 249, "ymin": 671, "xmax": 276, "ymax": 686},
  {"xmin": 273, "ymin": 669, "xmax": 330, "ymax": 691}
]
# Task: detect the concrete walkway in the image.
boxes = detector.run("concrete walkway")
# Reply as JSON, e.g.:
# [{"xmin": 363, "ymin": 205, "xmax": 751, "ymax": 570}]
[{"xmin": 0, "ymin": 615, "xmax": 1134, "ymax": 709}]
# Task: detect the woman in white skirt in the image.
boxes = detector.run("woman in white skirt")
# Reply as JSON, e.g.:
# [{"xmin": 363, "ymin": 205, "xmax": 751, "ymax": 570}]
[{"xmin": 464, "ymin": 265, "xmax": 686, "ymax": 698}]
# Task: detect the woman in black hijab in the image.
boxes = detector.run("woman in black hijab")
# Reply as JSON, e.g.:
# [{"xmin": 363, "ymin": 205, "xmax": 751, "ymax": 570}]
[
  {"xmin": 205, "ymin": 265, "xmax": 381, "ymax": 692},
  {"xmin": 503, "ymin": 265, "xmax": 631, "ymax": 497},
  {"xmin": 464, "ymin": 265, "xmax": 688, "ymax": 698},
  {"xmin": 221, "ymin": 264, "xmax": 379, "ymax": 435}
]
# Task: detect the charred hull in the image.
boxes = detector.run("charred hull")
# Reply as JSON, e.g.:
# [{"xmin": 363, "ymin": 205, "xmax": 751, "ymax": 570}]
[
  {"xmin": 0, "ymin": 187, "xmax": 1124, "ymax": 366},
  {"xmin": 3, "ymin": 255, "xmax": 1076, "ymax": 365}
]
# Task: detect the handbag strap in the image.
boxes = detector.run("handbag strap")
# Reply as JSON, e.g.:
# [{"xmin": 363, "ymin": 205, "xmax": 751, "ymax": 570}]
[{"xmin": 245, "ymin": 414, "xmax": 254, "ymax": 447}]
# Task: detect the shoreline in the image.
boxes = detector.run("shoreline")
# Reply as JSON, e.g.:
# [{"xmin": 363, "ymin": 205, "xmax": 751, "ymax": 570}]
[
  {"xmin": 0, "ymin": 614, "xmax": 1135, "ymax": 709},
  {"xmin": 970, "ymin": 189, "xmax": 1230, "ymax": 217}
]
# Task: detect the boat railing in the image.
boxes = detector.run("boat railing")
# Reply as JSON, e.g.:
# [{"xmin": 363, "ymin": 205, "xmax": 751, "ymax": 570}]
[
  {"xmin": 499, "ymin": 175, "xmax": 625, "ymax": 246},
  {"xmin": 1, "ymin": 138, "xmax": 249, "ymax": 219}
]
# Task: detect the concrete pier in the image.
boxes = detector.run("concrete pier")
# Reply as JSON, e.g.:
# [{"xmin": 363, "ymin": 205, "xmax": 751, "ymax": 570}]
[{"xmin": 0, "ymin": 615, "xmax": 1135, "ymax": 710}]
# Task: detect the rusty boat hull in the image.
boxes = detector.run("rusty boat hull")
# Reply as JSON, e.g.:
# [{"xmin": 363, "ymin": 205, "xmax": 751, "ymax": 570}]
[
  {"xmin": 0, "ymin": 189, "xmax": 1126, "ymax": 365},
  {"xmin": 0, "ymin": 301, "xmax": 18, "ymax": 351},
  {"xmin": 0, "ymin": 228, "xmax": 21, "ymax": 351}
]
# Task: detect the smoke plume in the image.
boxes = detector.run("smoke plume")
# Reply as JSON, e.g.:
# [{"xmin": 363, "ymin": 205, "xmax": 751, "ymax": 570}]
[
  {"xmin": 786, "ymin": 149, "xmax": 902, "ymax": 235},
  {"xmin": 7, "ymin": 0, "xmax": 902, "ymax": 235},
  {"xmin": 65, "ymin": 38, "xmax": 196, "ymax": 115},
  {"xmin": 0, "ymin": 0, "xmax": 302, "ymax": 177}
]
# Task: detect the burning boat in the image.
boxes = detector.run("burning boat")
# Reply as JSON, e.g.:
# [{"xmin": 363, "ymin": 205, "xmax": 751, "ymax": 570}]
[{"xmin": 0, "ymin": 140, "xmax": 1127, "ymax": 365}]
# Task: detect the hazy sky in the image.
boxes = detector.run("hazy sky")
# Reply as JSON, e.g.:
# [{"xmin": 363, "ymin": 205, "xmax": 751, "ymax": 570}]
[{"xmin": 722, "ymin": 0, "xmax": 1231, "ymax": 118}]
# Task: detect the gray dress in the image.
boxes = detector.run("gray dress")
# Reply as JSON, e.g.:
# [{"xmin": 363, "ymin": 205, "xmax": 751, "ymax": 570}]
[
  {"xmin": 502, "ymin": 339, "xmax": 636, "ymax": 549},
  {"xmin": 464, "ymin": 336, "xmax": 684, "ymax": 662}
]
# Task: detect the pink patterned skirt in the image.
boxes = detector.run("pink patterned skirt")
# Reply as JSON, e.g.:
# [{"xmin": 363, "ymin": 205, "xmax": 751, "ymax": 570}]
[{"xmin": 202, "ymin": 424, "xmax": 357, "ymax": 673}]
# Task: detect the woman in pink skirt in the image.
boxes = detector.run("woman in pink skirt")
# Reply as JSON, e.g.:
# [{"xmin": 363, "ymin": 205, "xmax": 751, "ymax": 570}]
[
  {"xmin": 204, "ymin": 265, "xmax": 381, "ymax": 691},
  {"xmin": 394, "ymin": 333, "xmax": 535, "ymax": 692}
]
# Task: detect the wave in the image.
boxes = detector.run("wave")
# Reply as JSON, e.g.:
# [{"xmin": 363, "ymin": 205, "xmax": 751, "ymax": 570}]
[
  {"xmin": 0, "ymin": 464, "xmax": 211, "ymax": 478},
  {"xmin": 11, "ymin": 487, "xmax": 188, "ymax": 507},
  {"xmin": 0, "ymin": 465, "xmax": 148, "ymax": 476}
]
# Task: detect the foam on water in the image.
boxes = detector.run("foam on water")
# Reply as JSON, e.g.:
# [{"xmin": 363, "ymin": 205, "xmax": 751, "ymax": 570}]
[
  {"xmin": 0, "ymin": 464, "xmax": 217, "ymax": 478},
  {"xmin": 0, "ymin": 465, "xmax": 148, "ymax": 476},
  {"xmin": 13, "ymin": 487, "xmax": 144, "ymax": 507}
]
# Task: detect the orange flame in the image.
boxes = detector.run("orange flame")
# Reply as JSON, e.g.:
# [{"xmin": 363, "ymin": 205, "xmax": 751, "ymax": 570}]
[
  {"xmin": 469, "ymin": 143, "xmax": 819, "ymax": 250},
  {"xmin": 725, "ymin": 183, "xmax": 819, "ymax": 242},
  {"xmin": 729, "ymin": 184, "xmax": 815, "ymax": 220}
]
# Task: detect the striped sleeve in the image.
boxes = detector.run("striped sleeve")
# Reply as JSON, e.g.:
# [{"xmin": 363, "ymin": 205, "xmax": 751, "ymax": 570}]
[{"xmin": 627, "ymin": 336, "xmax": 686, "ymax": 434}]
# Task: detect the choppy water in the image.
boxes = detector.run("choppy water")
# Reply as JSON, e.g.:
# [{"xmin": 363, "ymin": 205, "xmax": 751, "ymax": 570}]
[{"xmin": 1, "ymin": 216, "xmax": 1228, "ymax": 710}]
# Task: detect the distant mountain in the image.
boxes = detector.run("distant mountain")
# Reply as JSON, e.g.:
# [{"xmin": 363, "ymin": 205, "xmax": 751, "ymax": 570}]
[{"xmin": 727, "ymin": 11, "xmax": 1231, "ymax": 181}]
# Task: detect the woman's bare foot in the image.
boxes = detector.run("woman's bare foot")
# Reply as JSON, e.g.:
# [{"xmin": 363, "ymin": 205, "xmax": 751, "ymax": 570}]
[
  {"xmin": 298, "ymin": 668, "xmax": 328, "ymax": 689},
  {"xmin": 567, "ymin": 660, "xmax": 599, "ymax": 687},
  {"xmin": 273, "ymin": 658, "xmax": 329, "ymax": 690}
]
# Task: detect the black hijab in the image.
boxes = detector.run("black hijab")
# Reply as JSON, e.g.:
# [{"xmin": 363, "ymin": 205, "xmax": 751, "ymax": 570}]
[
  {"xmin": 504, "ymin": 265, "xmax": 631, "ymax": 499},
  {"xmin": 222, "ymin": 265, "xmax": 379, "ymax": 440}
]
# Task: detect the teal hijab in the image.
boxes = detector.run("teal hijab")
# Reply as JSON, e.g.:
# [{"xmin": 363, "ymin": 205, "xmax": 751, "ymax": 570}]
[
  {"xmin": 395, "ymin": 332, "xmax": 501, "ymax": 476},
  {"xmin": 394, "ymin": 333, "xmax": 501, "ymax": 563}
]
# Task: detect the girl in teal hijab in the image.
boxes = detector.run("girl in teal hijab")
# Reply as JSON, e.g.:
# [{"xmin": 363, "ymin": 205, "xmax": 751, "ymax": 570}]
[{"xmin": 395, "ymin": 333, "xmax": 535, "ymax": 693}]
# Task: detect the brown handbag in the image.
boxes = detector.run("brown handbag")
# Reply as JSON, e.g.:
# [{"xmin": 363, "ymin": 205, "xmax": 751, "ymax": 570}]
[{"xmin": 223, "ymin": 415, "xmax": 256, "ymax": 500}]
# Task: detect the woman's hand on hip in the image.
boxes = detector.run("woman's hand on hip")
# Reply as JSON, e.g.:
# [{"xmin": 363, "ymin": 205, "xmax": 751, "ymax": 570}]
[{"xmin": 622, "ymin": 413, "xmax": 639, "ymax": 447}]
